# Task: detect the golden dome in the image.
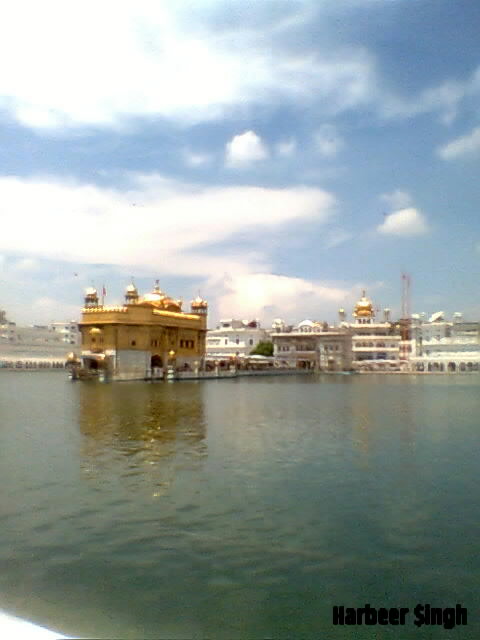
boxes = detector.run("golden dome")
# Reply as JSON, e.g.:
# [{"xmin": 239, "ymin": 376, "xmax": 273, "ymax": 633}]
[
  {"xmin": 139, "ymin": 282, "xmax": 182, "ymax": 312},
  {"xmin": 191, "ymin": 295, "xmax": 208, "ymax": 308},
  {"xmin": 162, "ymin": 297, "xmax": 182, "ymax": 312},
  {"xmin": 142, "ymin": 292, "xmax": 164, "ymax": 303},
  {"xmin": 353, "ymin": 290, "xmax": 374, "ymax": 318},
  {"xmin": 89, "ymin": 327, "xmax": 102, "ymax": 335}
]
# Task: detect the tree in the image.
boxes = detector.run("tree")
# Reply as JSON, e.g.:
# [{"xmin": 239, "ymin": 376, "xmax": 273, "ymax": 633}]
[{"xmin": 250, "ymin": 341, "xmax": 273, "ymax": 356}]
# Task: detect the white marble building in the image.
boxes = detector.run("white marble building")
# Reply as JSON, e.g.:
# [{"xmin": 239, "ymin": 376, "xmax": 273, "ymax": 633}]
[
  {"xmin": 339, "ymin": 292, "xmax": 401, "ymax": 371},
  {"xmin": 409, "ymin": 312, "xmax": 480, "ymax": 372},
  {"xmin": 206, "ymin": 319, "xmax": 269, "ymax": 358},
  {"xmin": 272, "ymin": 319, "xmax": 352, "ymax": 371},
  {"xmin": 50, "ymin": 321, "xmax": 80, "ymax": 345}
]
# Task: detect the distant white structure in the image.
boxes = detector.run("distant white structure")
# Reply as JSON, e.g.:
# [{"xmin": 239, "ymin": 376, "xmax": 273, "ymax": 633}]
[
  {"xmin": 50, "ymin": 321, "xmax": 80, "ymax": 345},
  {"xmin": 339, "ymin": 291, "xmax": 401, "ymax": 371},
  {"xmin": 14, "ymin": 322, "xmax": 79, "ymax": 346},
  {"xmin": 271, "ymin": 318, "xmax": 352, "ymax": 371},
  {"xmin": 206, "ymin": 319, "xmax": 269, "ymax": 358},
  {"xmin": 0, "ymin": 309, "xmax": 16, "ymax": 343},
  {"xmin": 410, "ymin": 311, "xmax": 480, "ymax": 372},
  {"xmin": 271, "ymin": 318, "xmax": 287, "ymax": 333}
]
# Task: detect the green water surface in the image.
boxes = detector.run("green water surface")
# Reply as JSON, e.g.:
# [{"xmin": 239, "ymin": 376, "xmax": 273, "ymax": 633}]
[{"xmin": 0, "ymin": 372, "xmax": 478, "ymax": 638}]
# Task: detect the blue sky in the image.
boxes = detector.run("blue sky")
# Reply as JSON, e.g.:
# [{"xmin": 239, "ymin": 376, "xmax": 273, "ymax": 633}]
[{"xmin": 0, "ymin": 0, "xmax": 479, "ymax": 325}]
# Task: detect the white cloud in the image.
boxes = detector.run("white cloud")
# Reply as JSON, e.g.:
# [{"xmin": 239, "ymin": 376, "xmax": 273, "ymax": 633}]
[
  {"xmin": 213, "ymin": 272, "xmax": 350, "ymax": 324},
  {"xmin": 323, "ymin": 229, "xmax": 353, "ymax": 249},
  {"xmin": 225, "ymin": 131, "xmax": 269, "ymax": 168},
  {"xmin": 1, "ymin": 2, "xmax": 473, "ymax": 131},
  {"xmin": 437, "ymin": 126, "xmax": 480, "ymax": 160},
  {"xmin": 276, "ymin": 139, "xmax": 297, "ymax": 157},
  {"xmin": 314, "ymin": 125, "xmax": 344, "ymax": 157},
  {"xmin": 30, "ymin": 297, "xmax": 79, "ymax": 324},
  {"xmin": 0, "ymin": 2, "xmax": 380, "ymax": 131},
  {"xmin": 11, "ymin": 257, "xmax": 40, "ymax": 271},
  {"xmin": 381, "ymin": 81, "xmax": 465, "ymax": 124},
  {"xmin": 380, "ymin": 67, "xmax": 480, "ymax": 124},
  {"xmin": 183, "ymin": 150, "xmax": 213, "ymax": 167},
  {"xmin": 377, "ymin": 208, "xmax": 429, "ymax": 236},
  {"xmin": 0, "ymin": 174, "xmax": 338, "ymax": 322},
  {"xmin": 0, "ymin": 174, "xmax": 335, "ymax": 277},
  {"xmin": 380, "ymin": 189, "xmax": 412, "ymax": 210}
]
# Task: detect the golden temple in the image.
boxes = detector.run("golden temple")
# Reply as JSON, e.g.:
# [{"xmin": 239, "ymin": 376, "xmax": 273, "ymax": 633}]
[{"xmin": 76, "ymin": 281, "xmax": 208, "ymax": 380}]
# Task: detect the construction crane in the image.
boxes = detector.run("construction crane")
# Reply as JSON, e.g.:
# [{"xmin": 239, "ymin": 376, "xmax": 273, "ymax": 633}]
[{"xmin": 400, "ymin": 273, "xmax": 411, "ymax": 342}]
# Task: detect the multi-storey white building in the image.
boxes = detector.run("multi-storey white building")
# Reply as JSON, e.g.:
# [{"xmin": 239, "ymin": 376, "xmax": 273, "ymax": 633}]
[
  {"xmin": 0, "ymin": 310, "xmax": 17, "ymax": 343},
  {"xmin": 206, "ymin": 319, "xmax": 269, "ymax": 358},
  {"xmin": 272, "ymin": 320, "xmax": 352, "ymax": 371},
  {"xmin": 50, "ymin": 321, "xmax": 80, "ymax": 345},
  {"xmin": 410, "ymin": 312, "xmax": 480, "ymax": 372},
  {"xmin": 339, "ymin": 292, "xmax": 401, "ymax": 371}
]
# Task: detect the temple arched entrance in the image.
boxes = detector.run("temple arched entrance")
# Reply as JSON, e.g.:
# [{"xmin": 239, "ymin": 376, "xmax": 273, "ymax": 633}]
[
  {"xmin": 151, "ymin": 354, "xmax": 163, "ymax": 368},
  {"xmin": 84, "ymin": 357, "xmax": 99, "ymax": 370}
]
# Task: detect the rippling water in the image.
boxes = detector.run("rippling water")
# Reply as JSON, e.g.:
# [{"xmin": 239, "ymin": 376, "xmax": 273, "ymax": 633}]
[{"xmin": 0, "ymin": 372, "xmax": 479, "ymax": 638}]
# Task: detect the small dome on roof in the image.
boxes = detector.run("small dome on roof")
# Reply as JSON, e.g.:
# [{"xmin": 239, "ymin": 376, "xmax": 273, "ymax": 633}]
[
  {"xmin": 125, "ymin": 282, "xmax": 139, "ymax": 304},
  {"xmin": 191, "ymin": 295, "xmax": 208, "ymax": 307},
  {"xmin": 162, "ymin": 297, "xmax": 182, "ymax": 312}
]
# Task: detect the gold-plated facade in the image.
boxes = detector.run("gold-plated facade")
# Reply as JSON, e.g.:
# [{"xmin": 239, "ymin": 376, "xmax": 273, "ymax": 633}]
[{"xmin": 78, "ymin": 283, "xmax": 208, "ymax": 380}]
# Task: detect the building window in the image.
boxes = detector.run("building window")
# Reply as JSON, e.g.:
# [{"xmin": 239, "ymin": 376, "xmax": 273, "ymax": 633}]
[
  {"xmin": 236, "ymin": 337, "xmax": 240, "ymax": 344},
  {"xmin": 249, "ymin": 339, "xmax": 253, "ymax": 346},
  {"xmin": 225, "ymin": 339, "xmax": 228, "ymax": 345},
  {"xmin": 131, "ymin": 340, "xmax": 136, "ymax": 346}
]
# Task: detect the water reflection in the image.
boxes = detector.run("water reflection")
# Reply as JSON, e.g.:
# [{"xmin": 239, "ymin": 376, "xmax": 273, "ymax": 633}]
[
  {"xmin": 77, "ymin": 381, "xmax": 207, "ymax": 471},
  {"xmin": 348, "ymin": 376, "xmax": 416, "ymax": 467}
]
